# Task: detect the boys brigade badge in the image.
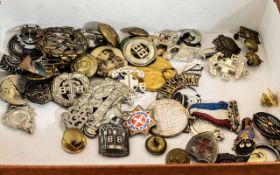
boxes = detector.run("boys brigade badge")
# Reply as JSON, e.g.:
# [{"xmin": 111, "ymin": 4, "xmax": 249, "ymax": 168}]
[{"xmin": 126, "ymin": 105, "xmax": 156, "ymax": 135}]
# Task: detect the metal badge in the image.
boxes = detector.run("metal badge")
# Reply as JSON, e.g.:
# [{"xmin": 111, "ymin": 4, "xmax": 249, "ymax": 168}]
[
  {"xmin": 172, "ymin": 44, "xmax": 204, "ymax": 62},
  {"xmin": 251, "ymin": 144, "xmax": 280, "ymax": 162},
  {"xmin": 0, "ymin": 75, "xmax": 28, "ymax": 105},
  {"xmin": 190, "ymin": 117, "xmax": 224, "ymax": 141},
  {"xmin": 52, "ymin": 73, "xmax": 89, "ymax": 107},
  {"xmin": 215, "ymin": 153, "xmax": 245, "ymax": 163},
  {"xmin": 126, "ymin": 105, "xmax": 155, "ymax": 135},
  {"xmin": 189, "ymin": 101, "xmax": 241, "ymax": 133},
  {"xmin": 234, "ymin": 118, "xmax": 256, "ymax": 157},
  {"xmin": 0, "ymin": 54, "xmax": 21, "ymax": 73},
  {"xmin": 244, "ymin": 38, "xmax": 259, "ymax": 52},
  {"xmin": 245, "ymin": 51, "xmax": 262, "ymax": 66},
  {"xmin": 234, "ymin": 26, "xmax": 260, "ymax": 44},
  {"xmin": 25, "ymin": 80, "xmax": 52, "ymax": 104},
  {"xmin": 123, "ymin": 37, "xmax": 157, "ymax": 66},
  {"xmin": 91, "ymin": 46, "xmax": 127, "ymax": 77},
  {"xmin": 165, "ymin": 148, "xmax": 190, "ymax": 164},
  {"xmin": 98, "ymin": 23, "xmax": 120, "ymax": 47},
  {"xmin": 157, "ymin": 70, "xmax": 201, "ymax": 99},
  {"xmin": 171, "ymin": 88, "xmax": 201, "ymax": 109},
  {"xmin": 186, "ymin": 131, "xmax": 218, "ymax": 163},
  {"xmin": 61, "ymin": 105, "xmax": 91, "ymax": 130},
  {"xmin": 212, "ymin": 34, "xmax": 241, "ymax": 57},
  {"xmin": 235, "ymin": 139, "xmax": 256, "ymax": 157},
  {"xmin": 36, "ymin": 27, "xmax": 88, "ymax": 61},
  {"xmin": 2, "ymin": 105, "xmax": 36, "ymax": 134},
  {"xmin": 261, "ymin": 88, "xmax": 278, "ymax": 107},
  {"xmin": 81, "ymin": 29, "xmax": 106, "ymax": 48},
  {"xmin": 135, "ymin": 57, "xmax": 175, "ymax": 91},
  {"xmin": 62, "ymin": 128, "xmax": 87, "ymax": 154},
  {"xmin": 8, "ymin": 24, "xmax": 42, "ymax": 60},
  {"xmin": 153, "ymin": 30, "xmax": 179, "ymax": 60},
  {"xmin": 145, "ymin": 135, "xmax": 167, "ymax": 155},
  {"xmin": 83, "ymin": 79, "xmax": 133, "ymax": 138},
  {"xmin": 98, "ymin": 121, "xmax": 129, "ymax": 157},
  {"xmin": 148, "ymin": 99, "xmax": 189, "ymax": 137},
  {"xmin": 253, "ymin": 112, "xmax": 280, "ymax": 139},
  {"xmin": 247, "ymin": 149, "xmax": 268, "ymax": 163},
  {"xmin": 158, "ymin": 30, "xmax": 179, "ymax": 44},
  {"xmin": 111, "ymin": 66, "xmax": 145, "ymax": 96},
  {"xmin": 62, "ymin": 78, "xmax": 133, "ymax": 138},
  {"xmin": 177, "ymin": 29, "xmax": 202, "ymax": 47},
  {"xmin": 208, "ymin": 52, "xmax": 248, "ymax": 80},
  {"xmin": 70, "ymin": 54, "xmax": 98, "ymax": 78},
  {"xmin": 121, "ymin": 27, "xmax": 149, "ymax": 37}
]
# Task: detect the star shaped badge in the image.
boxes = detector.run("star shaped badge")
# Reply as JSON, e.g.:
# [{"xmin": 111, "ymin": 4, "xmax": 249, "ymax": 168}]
[{"xmin": 126, "ymin": 105, "xmax": 156, "ymax": 135}]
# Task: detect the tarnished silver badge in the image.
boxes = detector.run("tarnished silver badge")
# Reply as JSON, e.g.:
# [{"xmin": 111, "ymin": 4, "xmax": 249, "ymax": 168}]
[
  {"xmin": 148, "ymin": 99, "xmax": 189, "ymax": 137},
  {"xmin": 190, "ymin": 117, "xmax": 225, "ymax": 141},
  {"xmin": 61, "ymin": 78, "xmax": 133, "ymax": 138},
  {"xmin": 98, "ymin": 118, "xmax": 129, "ymax": 157},
  {"xmin": 186, "ymin": 131, "xmax": 218, "ymax": 163},
  {"xmin": 2, "ymin": 105, "xmax": 36, "ymax": 134},
  {"xmin": 111, "ymin": 66, "xmax": 145, "ymax": 97},
  {"xmin": 52, "ymin": 73, "xmax": 89, "ymax": 107},
  {"xmin": 208, "ymin": 52, "xmax": 248, "ymax": 81}
]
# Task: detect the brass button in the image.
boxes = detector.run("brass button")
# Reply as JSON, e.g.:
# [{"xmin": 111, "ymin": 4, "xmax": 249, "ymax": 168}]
[
  {"xmin": 62, "ymin": 128, "xmax": 87, "ymax": 154},
  {"xmin": 70, "ymin": 54, "xmax": 98, "ymax": 78},
  {"xmin": 121, "ymin": 27, "xmax": 149, "ymax": 37},
  {"xmin": 145, "ymin": 135, "xmax": 167, "ymax": 155},
  {"xmin": 244, "ymin": 38, "xmax": 259, "ymax": 52},
  {"xmin": 165, "ymin": 148, "xmax": 190, "ymax": 164},
  {"xmin": 98, "ymin": 23, "xmax": 119, "ymax": 47}
]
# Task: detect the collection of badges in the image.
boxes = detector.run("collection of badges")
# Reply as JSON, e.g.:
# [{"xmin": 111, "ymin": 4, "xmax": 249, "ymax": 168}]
[{"xmin": 0, "ymin": 23, "xmax": 279, "ymax": 164}]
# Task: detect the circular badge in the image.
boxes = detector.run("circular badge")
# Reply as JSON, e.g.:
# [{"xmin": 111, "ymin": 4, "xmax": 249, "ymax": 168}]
[
  {"xmin": 165, "ymin": 148, "xmax": 190, "ymax": 164},
  {"xmin": 62, "ymin": 128, "xmax": 87, "ymax": 154},
  {"xmin": 52, "ymin": 73, "xmax": 89, "ymax": 107},
  {"xmin": 25, "ymin": 80, "xmax": 52, "ymax": 104},
  {"xmin": 123, "ymin": 37, "xmax": 157, "ymax": 66},
  {"xmin": 121, "ymin": 27, "xmax": 149, "ymax": 37},
  {"xmin": 91, "ymin": 46, "xmax": 127, "ymax": 77},
  {"xmin": 145, "ymin": 135, "xmax": 167, "ymax": 155},
  {"xmin": 0, "ymin": 75, "xmax": 28, "ymax": 105},
  {"xmin": 98, "ymin": 23, "xmax": 119, "ymax": 47},
  {"xmin": 148, "ymin": 99, "xmax": 189, "ymax": 137},
  {"xmin": 71, "ymin": 54, "xmax": 98, "ymax": 78}
]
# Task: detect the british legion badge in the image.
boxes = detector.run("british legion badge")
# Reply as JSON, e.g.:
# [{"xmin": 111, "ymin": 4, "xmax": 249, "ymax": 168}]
[{"xmin": 126, "ymin": 105, "xmax": 155, "ymax": 135}]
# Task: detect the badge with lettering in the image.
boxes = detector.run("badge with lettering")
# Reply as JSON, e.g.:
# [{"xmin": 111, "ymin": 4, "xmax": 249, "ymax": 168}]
[
  {"xmin": 148, "ymin": 99, "xmax": 189, "ymax": 137},
  {"xmin": 111, "ymin": 66, "xmax": 146, "ymax": 96},
  {"xmin": 157, "ymin": 64, "xmax": 202, "ymax": 99},
  {"xmin": 126, "ymin": 105, "xmax": 155, "ymax": 135}
]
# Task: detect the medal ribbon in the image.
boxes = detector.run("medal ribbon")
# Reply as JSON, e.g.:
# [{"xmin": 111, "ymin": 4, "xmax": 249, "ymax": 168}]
[{"xmin": 189, "ymin": 101, "xmax": 232, "ymax": 129}]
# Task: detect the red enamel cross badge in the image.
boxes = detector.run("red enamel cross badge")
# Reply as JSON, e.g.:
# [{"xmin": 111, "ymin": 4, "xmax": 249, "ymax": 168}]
[{"xmin": 127, "ymin": 105, "xmax": 155, "ymax": 135}]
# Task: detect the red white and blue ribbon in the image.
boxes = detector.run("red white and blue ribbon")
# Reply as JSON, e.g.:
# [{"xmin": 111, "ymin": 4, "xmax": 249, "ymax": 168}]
[{"xmin": 189, "ymin": 101, "xmax": 232, "ymax": 129}]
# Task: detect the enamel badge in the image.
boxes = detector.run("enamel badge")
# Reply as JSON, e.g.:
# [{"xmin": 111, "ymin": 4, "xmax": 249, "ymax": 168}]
[{"xmin": 126, "ymin": 105, "xmax": 155, "ymax": 135}]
